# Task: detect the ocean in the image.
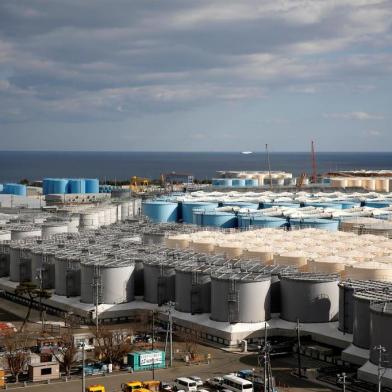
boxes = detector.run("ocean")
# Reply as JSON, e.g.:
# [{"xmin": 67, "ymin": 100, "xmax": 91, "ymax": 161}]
[{"xmin": 0, "ymin": 151, "xmax": 391, "ymax": 182}]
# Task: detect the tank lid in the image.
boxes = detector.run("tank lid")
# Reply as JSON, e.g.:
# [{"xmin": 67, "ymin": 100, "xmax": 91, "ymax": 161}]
[
  {"xmin": 212, "ymin": 271, "xmax": 271, "ymax": 282},
  {"xmin": 281, "ymin": 272, "xmax": 339, "ymax": 282},
  {"xmin": 370, "ymin": 302, "xmax": 392, "ymax": 315},
  {"xmin": 354, "ymin": 289, "xmax": 392, "ymax": 302}
]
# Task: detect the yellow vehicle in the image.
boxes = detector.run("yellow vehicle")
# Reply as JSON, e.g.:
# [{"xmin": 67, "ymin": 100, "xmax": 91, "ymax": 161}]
[
  {"xmin": 143, "ymin": 380, "xmax": 161, "ymax": 392},
  {"xmin": 86, "ymin": 385, "xmax": 106, "ymax": 392},
  {"xmin": 121, "ymin": 381, "xmax": 143, "ymax": 392}
]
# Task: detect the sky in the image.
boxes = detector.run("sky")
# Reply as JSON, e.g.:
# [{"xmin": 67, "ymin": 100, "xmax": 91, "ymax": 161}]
[{"xmin": 0, "ymin": 0, "xmax": 391, "ymax": 152}]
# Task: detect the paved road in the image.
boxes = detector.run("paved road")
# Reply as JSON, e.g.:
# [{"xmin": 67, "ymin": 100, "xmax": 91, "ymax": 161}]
[{"xmin": 7, "ymin": 350, "xmax": 334, "ymax": 392}]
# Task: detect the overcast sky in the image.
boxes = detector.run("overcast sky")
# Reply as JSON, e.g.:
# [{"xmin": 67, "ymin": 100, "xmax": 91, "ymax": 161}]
[{"xmin": 0, "ymin": 0, "xmax": 391, "ymax": 151}]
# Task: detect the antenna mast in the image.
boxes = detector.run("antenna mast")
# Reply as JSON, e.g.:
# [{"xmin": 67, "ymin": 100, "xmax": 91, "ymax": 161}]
[{"xmin": 311, "ymin": 140, "xmax": 317, "ymax": 183}]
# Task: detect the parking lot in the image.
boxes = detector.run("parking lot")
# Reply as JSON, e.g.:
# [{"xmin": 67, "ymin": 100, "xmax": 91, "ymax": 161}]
[{"xmin": 14, "ymin": 346, "xmax": 335, "ymax": 392}]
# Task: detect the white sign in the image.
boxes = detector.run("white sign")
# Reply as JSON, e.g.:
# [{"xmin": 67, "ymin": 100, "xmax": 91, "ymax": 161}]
[{"xmin": 139, "ymin": 352, "xmax": 162, "ymax": 366}]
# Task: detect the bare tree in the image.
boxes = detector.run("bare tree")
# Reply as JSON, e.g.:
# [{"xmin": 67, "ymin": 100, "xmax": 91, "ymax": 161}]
[
  {"xmin": 51, "ymin": 328, "xmax": 78, "ymax": 377},
  {"xmin": 15, "ymin": 282, "xmax": 51, "ymax": 332},
  {"xmin": 3, "ymin": 331, "xmax": 31, "ymax": 383},
  {"xmin": 93, "ymin": 327, "xmax": 133, "ymax": 366}
]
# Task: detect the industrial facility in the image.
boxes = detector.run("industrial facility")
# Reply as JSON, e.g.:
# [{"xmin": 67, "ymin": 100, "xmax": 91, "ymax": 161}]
[{"xmin": 1, "ymin": 174, "xmax": 392, "ymax": 389}]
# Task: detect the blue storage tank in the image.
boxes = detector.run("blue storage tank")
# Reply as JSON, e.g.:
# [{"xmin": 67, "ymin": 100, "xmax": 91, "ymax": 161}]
[
  {"xmin": 245, "ymin": 179, "xmax": 258, "ymax": 187},
  {"xmin": 252, "ymin": 215, "xmax": 286, "ymax": 228},
  {"xmin": 232, "ymin": 179, "xmax": 246, "ymax": 187},
  {"xmin": 305, "ymin": 202, "xmax": 342, "ymax": 209},
  {"xmin": 365, "ymin": 201, "xmax": 390, "ymax": 209},
  {"xmin": 196, "ymin": 211, "xmax": 238, "ymax": 228},
  {"xmin": 43, "ymin": 178, "xmax": 53, "ymax": 195},
  {"xmin": 238, "ymin": 214, "xmax": 252, "ymax": 229},
  {"xmin": 341, "ymin": 201, "xmax": 359, "ymax": 209},
  {"xmin": 4, "ymin": 183, "xmax": 27, "ymax": 196},
  {"xmin": 85, "ymin": 178, "xmax": 99, "ymax": 194},
  {"xmin": 291, "ymin": 218, "xmax": 339, "ymax": 231},
  {"xmin": 52, "ymin": 178, "xmax": 68, "ymax": 194},
  {"xmin": 222, "ymin": 178, "xmax": 233, "ymax": 187},
  {"xmin": 212, "ymin": 179, "xmax": 225, "ymax": 187},
  {"xmin": 181, "ymin": 201, "xmax": 218, "ymax": 224},
  {"xmin": 263, "ymin": 202, "xmax": 300, "ymax": 209},
  {"xmin": 68, "ymin": 179, "xmax": 86, "ymax": 194},
  {"xmin": 142, "ymin": 200, "xmax": 178, "ymax": 223},
  {"xmin": 0, "ymin": 184, "xmax": 3, "ymax": 193}
]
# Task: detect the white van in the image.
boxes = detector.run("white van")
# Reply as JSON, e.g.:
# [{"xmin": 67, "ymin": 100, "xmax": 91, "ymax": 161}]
[
  {"xmin": 174, "ymin": 377, "xmax": 198, "ymax": 392},
  {"xmin": 222, "ymin": 374, "xmax": 253, "ymax": 392}
]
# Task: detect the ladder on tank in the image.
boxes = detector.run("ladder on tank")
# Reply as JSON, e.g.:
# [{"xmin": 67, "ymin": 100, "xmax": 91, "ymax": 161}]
[{"xmin": 228, "ymin": 279, "xmax": 239, "ymax": 324}]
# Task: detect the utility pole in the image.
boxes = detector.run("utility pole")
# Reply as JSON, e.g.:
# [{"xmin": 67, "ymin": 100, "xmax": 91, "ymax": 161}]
[
  {"xmin": 375, "ymin": 345, "xmax": 386, "ymax": 392},
  {"xmin": 152, "ymin": 310, "xmax": 155, "ymax": 380},
  {"xmin": 169, "ymin": 306, "xmax": 173, "ymax": 367},
  {"xmin": 81, "ymin": 342, "xmax": 85, "ymax": 392},
  {"xmin": 311, "ymin": 140, "xmax": 317, "ymax": 184},
  {"xmin": 337, "ymin": 372, "xmax": 347, "ymax": 392},
  {"xmin": 264, "ymin": 325, "xmax": 268, "ymax": 392},
  {"xmin": 296, "ymin": 318, "xmax": 302, "ymax": 378},
  {"xmin": 36, "ymin": 268, "xmax": 45, "ymax": 332}
]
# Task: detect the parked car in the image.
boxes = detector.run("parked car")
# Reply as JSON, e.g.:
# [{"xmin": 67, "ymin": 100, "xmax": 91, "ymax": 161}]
[
  {"xmin": 206, "ymin": 377, "xmax": 223, "ymax": 388},
  {"xmin": 189, "ymin": 376, "xmax": 203, "ymax": 387}
]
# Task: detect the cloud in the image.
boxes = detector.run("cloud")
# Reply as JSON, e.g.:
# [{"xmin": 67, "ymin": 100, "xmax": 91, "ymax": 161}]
[
  {"xmin": 323, "ymin": 111, "xmax": 385, "ymax": 121},
  {"xmin": 0, "ymin": 0, "xmax": 391, "ymax": 150},
  {"xmin": 365, "ymin": 129, "xmax": 382, "ymax": 136}
]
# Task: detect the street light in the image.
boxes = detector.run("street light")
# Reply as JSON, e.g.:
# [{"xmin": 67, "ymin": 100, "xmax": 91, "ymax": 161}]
[
  {"xmin": 337, "ymin": 372, "xmax": 347, "ymax": 392},
  {"xmin": 78, "ymin": 342, "xmax": 85, "ymax": 392}
]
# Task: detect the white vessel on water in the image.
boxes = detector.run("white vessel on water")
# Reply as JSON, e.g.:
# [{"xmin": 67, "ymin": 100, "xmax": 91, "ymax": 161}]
[{"xmin": 241, "ymin": 151, "xmax": 253, "ymax": 155}]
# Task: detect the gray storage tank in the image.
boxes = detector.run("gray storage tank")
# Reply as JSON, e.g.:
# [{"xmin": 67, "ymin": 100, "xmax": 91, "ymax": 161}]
[
  {"xmin": 0, "ymin": 242, "xmax": 10, "ymax": 277},
  {"xmin": 210, "ymin": 272, "xmax": 271, "ymax": 323},
  {"xmin": 338, "ymin": 280, "xmax": 392, "ymax": 333},
  {"xmin": 175, "ymin": 264, "xmax": 212, "ymax": 314},
  {"xmin": 353, "ymin": 290, "xmax": 392, "ymax": 349},
  {"xmin": 281, "ymin": 273, "xmax": 339, "ymax": 323},
  {"xmin": 54, "ymin": 251, "xmax": 81, "ymax": 297},
  {"xmin": 80, "ymin": 258, "xmax": 134, "ymax": 304},
  {"xmin": 369, "ymin": 302, "xmax": 392, "ymax": 366},
  {"xmin": 9, "ymin": 243, "xmax": 35, "ymax": 283},
  {"xmin": 143, "ymin": 259, "xmax": 177, "ymax": 305}
]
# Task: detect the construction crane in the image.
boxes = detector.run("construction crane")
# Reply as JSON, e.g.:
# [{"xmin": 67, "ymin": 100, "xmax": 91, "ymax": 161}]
[
  {"xmin": 129, "ymin": 176, "xmax": 150, "ymax": 193},
  {"xmin": 160, "ymin": 172, "xmax": 194, "ymax": 192},
  {"xmin": 311, "ymin": 140, "xmax": 317, "ymax": 183}
]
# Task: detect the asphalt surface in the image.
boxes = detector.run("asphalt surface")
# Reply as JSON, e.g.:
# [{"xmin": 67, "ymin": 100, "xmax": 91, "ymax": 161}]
[{"xmin": 5, "ymin": 349, "xmax": 335, "ymax": 392}]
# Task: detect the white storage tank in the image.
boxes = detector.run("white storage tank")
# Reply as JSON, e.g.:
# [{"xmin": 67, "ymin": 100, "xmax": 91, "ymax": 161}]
[
  {"xmin": 41, "ymin": 222, "xmax": 69, "ymax": 240},
  {"xmin": 11, "ymin": 226, "xmax": 41, "ymax": 241},
  {"xmin": 79, "ymin": 211, "xmax": 99, "ymax": 230}
]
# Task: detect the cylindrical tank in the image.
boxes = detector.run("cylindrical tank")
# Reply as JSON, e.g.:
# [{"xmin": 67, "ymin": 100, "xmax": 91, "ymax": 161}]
[
  {"xmin": 210, "ymin": 272, "xmax": 271, "ymax": 323},
  {"xmin": 68, "ymin": 179, "xmax": 86, "ymax": 194},
  {"xmin": 175, "ymin": 265, "xmax": 211, "ymax": 314},
  {"xmin": 143, "ymin": 261, "xmax": 176, "ymax": 305},
  {"xmin": 79, "ymin": 211, "xmax": 99, "ymax": 230},
  {"xmin": 142, "ymin": 201, "xmax": 178, "ymax": 223},
  {"xmin": 80, "ymin": 260, "xmax": 135, "ymax": 304},
  {"xmin": 232, "ymin": 179, "xmax": 246, "ymax": 187},
  {"xmin": 9, "ymin": 244, "xmax": 33, "ymax": 282},
  {"xmin": 11, "ymin": 227, "xmax": 41, "ymax": 241},
  {"xmin": 244, "ymin": 179, "xmax": 258, "ymax": 187},
  {"xmin": 142, "ymin": 232, "xmax": 165, "ymax": 246},
  {"xmin": 369, "ymin": 302, "xmax": 392, "ymax": 365},
  {"xmin": 291, "ymin": 218, "xmax": 339, "ymax": 232},
  {"xmin": 41, "ymin": 223, "xmax": 69, "ymax": 240},
  {"xmin": 54, "ymin": 253, "xmax": 81, "ymax": 297},
  {"xmin": 181, "ymin": 202, "xmax": 218, "ymax": 224},
  {"xmin": 194, "ymin": 211, "xmax": 238, "ymax": 228},
  {"xmin": 85, "ymin": 179, "xmax": 100, "ymax": 194},
  {"xmin": 0, "ymin": 231, "xmax": 11, "ymax": 242},
  {"xmin": 280, "ymin": 273, "xmax": 339, "ymax": 323},
  {"xmin": 4, "ymin": 183, "xmax": 27, "ymax": 196},
  {"xmin": 251, "ymin": 216, "xmax": 286, "ymax": 228},
  {"xmin": 51, "ymin": 179, "xmax": 68, "ymax": 194},
  {"xmin": 345, "ymin": 262, "xmax": 392, "ymax": 282},
  {"xmin": 353, "ymin": 291, "xmax": 392, "ymax": 349}
]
